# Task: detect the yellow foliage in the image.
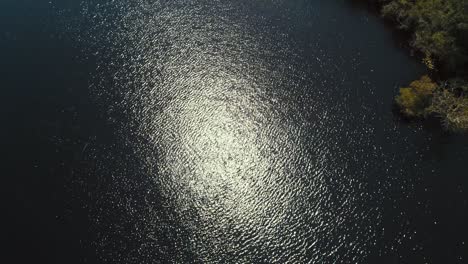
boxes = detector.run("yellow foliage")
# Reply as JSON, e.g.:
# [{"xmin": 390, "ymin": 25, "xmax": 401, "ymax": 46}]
[
  {"xmin": 408, "ymin": 75, "xmax": 437, "ymax": 95},
  {"xmin": 395, "ymin": 75, "xmax": 438, "ymax": 117},
  {"xmin": 423, "ymin": 52, "xmax": 435, "ymax": 70},
  {"xmin": 396, "ymin": 88, "xmax": 421, "ymax": 116}
]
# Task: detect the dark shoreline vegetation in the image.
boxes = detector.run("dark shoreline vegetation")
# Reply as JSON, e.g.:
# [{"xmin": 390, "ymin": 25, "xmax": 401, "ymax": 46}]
[{"xmin": 359, "ymin": 0, "xmax": 468, "ymax": 132}]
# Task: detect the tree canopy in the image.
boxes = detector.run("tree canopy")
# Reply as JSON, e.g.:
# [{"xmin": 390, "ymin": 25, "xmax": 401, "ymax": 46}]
[
  {"xmin": 365, "ymin": 0, "xmax": 468, "ymax": 132},
  {"xmin": 379, "ymin": 0, "xmax": 468, "ymax": 73}
]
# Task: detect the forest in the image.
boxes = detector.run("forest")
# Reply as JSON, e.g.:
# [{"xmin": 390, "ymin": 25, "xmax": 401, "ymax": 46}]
[{"xmin": 363, "ymin": 0, "xmax": 468, "ymax": 131}]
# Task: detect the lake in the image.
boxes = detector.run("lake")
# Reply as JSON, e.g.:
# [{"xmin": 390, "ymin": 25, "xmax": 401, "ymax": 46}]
[{"xmin": 2, "ymin": 0, "xmax": 467, "ymax": 263}]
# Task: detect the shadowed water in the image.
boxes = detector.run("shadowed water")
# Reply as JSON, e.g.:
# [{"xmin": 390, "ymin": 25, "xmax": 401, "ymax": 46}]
[{"xmin": 2, "ymin": 0, "xmax": 468, "ymax": 263}]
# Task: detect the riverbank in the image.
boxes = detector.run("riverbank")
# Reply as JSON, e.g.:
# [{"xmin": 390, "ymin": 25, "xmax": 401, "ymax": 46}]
[{"xmin": 359, "ymin": 0, "xmax": 468, "ymax": 132}]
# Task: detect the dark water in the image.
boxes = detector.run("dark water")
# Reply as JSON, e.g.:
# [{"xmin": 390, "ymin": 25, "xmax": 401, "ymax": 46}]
[{"xmin": 2, "ymin": 0, "xmax": 468, "ymax": 263}]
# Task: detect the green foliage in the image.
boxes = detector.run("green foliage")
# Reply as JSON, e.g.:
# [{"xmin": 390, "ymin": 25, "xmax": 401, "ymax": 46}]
[
  {"xmin": 364, "ymin": 0, "xmax": 468, "ymax": 131},
  {"xmin": 358, "ymin": 0, "xmax": 468, "ymax": 131},
  {"xmin": 380, "ymin": 0, "xmax": 468, "ymax": 72},
  {"xmin": 396, "ymin": 76, "xmax": 468, "ymax": 131},
  {"xmin": 395, "ymin": 75, "xmax": 438, "ymax": 117}
]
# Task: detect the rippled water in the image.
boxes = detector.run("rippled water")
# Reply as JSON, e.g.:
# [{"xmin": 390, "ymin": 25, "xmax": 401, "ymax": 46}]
[
  {"xmin": 79, "ymin": 1, "xmax": 386, "ymax": 262},
  {"xmin": 3, "ymin": 0, "xmax": 468, "ymax": 263}
]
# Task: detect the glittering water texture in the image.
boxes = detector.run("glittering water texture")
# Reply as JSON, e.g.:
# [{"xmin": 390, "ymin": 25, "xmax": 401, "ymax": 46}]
[{"xmin": 65, "ymin": 0, "xmax": 468, "ymax": 263}]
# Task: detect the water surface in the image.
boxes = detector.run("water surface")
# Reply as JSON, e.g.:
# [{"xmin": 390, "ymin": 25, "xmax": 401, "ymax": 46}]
[{"xmin": 2, "ymin": 0, "xmax": 467, "ymax": 263}]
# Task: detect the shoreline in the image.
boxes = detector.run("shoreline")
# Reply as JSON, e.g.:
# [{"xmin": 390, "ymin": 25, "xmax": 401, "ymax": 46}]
[{"xmin": 353, "ymin": 0, "xmax": 468, "ymax": 133}]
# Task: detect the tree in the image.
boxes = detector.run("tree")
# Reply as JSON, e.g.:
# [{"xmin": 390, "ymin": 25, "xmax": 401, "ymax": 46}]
[
  {"xmin": 428, "ymin": 89, "xmax": 468, "ymax": 131},
  {"xmin": 395, "ymin": 75, "xmax": 437, "ymax": 117},
  {"xmin": 381, "ymin": 0, "xmax": 468, "ymax": 71}
]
